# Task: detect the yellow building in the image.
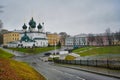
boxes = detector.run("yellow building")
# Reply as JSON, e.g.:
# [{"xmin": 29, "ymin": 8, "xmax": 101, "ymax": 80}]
[
  {"xmin": 47, "ymin": 33, "xmax": 60, "ymax": 46},
  {"xmin": 112, "ymin": 40, "xmax": 120, "ymax": 45},
  {"xmin": 0, "ymin": 32, "xmax": 20, "ymax": 46}
]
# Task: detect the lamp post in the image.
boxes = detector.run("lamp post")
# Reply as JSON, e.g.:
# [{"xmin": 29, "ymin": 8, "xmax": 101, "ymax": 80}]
[
  {"xmin": 53, "ymin": 39, "xmax": 56, "ymax": 62},
  {"xmin": 54, "ymin": 39, "xmax": 56, "ymax": 55}
]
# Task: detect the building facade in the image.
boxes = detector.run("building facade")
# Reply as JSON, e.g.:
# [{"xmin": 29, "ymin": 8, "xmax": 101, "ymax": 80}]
[
  {"xmin": 87, "ymin": 34, "xmax": 109, "ymax": 46},
  {"xmin": 65, "ymin": 37, "xmax": 74, "ymax": 48},
  {"xmin": 47, "ymin": 33, "xmax": 60, "ymax": 46},
  {"xmin": 0, "ymin": 32, "xmax": 20, "ymax": 46},
  {"xmin": 65, "ymin": 34, "xmax": 87, "ymax": 49}
]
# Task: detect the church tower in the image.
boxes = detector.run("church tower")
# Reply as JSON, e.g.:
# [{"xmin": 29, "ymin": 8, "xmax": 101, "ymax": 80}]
[
  {"xmin": 22, "ymin": 23, "xmax": 27, "ymax": 32},
  {"xmin": 37, "ymin": 23, "xmax": 43, "ymax": 32},
  {"xmin": 29, "ymin": 17, "xmax": 36, "ymax": 32}
]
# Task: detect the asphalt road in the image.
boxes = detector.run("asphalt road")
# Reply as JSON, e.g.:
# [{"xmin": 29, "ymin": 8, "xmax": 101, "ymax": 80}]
[
  {"xmin": 1, "ymin": 47, "xmax": 119, "ymax": 80},
  {"xmin": 13, "ymin": 53, "xmax": 120, "ymax": 80}
]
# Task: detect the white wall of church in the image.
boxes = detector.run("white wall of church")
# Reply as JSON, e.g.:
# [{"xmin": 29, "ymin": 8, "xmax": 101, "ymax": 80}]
[
  {"xmin": 8, "ymin": 43, "xmax": 18, "ymax": 48},
  {"xmin": 35, "ymin": 40, "xmax": 48, "ymax": 47},
  {"xmin": 20, "ymin": 33, "xmax": 47, "ymax": 39},
  {"xmin": 21, "ymin": 41, "xmax": 34, "ymax": 48}
]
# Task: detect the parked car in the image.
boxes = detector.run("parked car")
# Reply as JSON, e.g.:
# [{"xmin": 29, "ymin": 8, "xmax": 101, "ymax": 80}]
[
  {"xmin": 64, "ymin": 49, "xmax": 72, "ymax": 53},
  {"xmin": 44, "ymin": 52, "xmax": 51, "ymax": 56}
]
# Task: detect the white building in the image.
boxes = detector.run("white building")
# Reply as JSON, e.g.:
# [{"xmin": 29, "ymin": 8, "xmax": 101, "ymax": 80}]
[
  {"xmin": 65, "ymin": 37, "xmax": 74, "ymax": 47},
  {"xmin": 65, "ymin": 34, "xmax": 87, "ymax": 49},
  {"xmin": 8, "ymin": 17, "xmax": 48, "ymax": 48}
]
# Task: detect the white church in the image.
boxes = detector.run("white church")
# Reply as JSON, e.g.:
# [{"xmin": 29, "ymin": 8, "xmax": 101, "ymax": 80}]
[{"xmin": 8, "ymin": 17, "xmax": 48, "ymax": 48}]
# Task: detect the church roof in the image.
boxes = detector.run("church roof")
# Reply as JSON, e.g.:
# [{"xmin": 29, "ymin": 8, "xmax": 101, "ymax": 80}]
[
  {"xmin": 21, "ymin": 32, "xmax": 35, "ymax": 42},
  {"xmin": 22, "ymin": 23, "xmax": 27, "ymax": 29},
  {"xmin": 29, "ymin": 17, "xmax": 36, "ymax": 28},
  {"xmin": 37, "ymin": 23, "xmax": 42, "ymax": 29}
]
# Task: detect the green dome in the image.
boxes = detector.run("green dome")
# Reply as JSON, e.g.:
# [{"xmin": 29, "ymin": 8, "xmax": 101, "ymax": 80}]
[
  {"xmin": 22, "ymin": 23, "xmax": 27, "ymax": 29},
  {"xmin": 37, "ymin": 23, "xmax": 42, "ymax": 29},
  {"xmin": 21, "ymin": 32, "xmax": 30, "ymax": 42},
  {"xmin": 29, "ymin": 17, "xmax": 36, "ymax": 28}
]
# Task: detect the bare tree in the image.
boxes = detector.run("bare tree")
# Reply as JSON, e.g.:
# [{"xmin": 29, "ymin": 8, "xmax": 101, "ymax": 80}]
[
  {"xmin": 0, "ymin": 20, "xmax": 3, "ymax": 30},
  {"xmin": 87, "ymin": 34, "xmax": 95, "ymax": 46},
  {"xmin": 114, "ymin": 30, "xmax": 120, "ymax": 45},
  {"xmin": 59, "ymin": 32, "xmax": 69, "ymax": 46},
  {"xmin": 95, "ymin": 35, "xmax": 103, "ymax": 46}
]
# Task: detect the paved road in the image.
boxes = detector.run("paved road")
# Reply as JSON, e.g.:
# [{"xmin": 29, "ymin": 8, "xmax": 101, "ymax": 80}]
[
  {"xmin": 1, "ymin": 47, "xmax": 119, "ymax": 80},
  {"xmin": 13, "ymin": 54, "xmax": 120, "ymax": 80}
]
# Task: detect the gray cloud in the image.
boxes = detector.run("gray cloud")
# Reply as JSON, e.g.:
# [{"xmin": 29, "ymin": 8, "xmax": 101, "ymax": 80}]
[{"xmin": 0, "ymin": 0, "xmax": 120, "ymax": 35}]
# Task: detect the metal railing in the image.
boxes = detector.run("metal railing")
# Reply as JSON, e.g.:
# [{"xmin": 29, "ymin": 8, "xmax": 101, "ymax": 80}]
[{"xmin": 54, "ymin": 59, "xmax": 120, "ymax": 69}]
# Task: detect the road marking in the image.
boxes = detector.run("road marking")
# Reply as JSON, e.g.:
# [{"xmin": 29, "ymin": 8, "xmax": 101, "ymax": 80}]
[{"xmin": 28, "ymin": 56, "xmax": 86, "ymax": 80}]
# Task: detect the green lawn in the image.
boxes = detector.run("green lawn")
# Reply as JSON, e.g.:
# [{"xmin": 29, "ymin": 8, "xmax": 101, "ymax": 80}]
[
  {"xmin": 8, "ymin": 47, "xmax": 59, "ymax": 54},
  {"xmin": 73, "ymin": 46, "xmax": 120, "ymax": 56},
  {"xmin": 73, "ymin": 46, "xmax": 93, "ymax": 53},
  {"xmin": 0, "ymin": 48, "xmax": 14, "ymax": 58}
]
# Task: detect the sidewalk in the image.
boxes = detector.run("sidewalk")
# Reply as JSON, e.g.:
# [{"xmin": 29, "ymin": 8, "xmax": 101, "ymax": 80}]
[{"xmin": 55, "ymin": 63, "xmax": 120, "ymax": 79}]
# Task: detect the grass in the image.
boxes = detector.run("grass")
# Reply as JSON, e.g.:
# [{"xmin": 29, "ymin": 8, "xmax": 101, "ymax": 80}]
[
  {"xmin": 10, "ymin": 60, "xmax": 45, "ymax": 80},
  {"xmin": 0, "ymin": 48, "xmax": 46, "ymax": 80},
  {"xmin": 73, "ymin": 46, "xmax": 120, "ymax": 56},
  {"xmin": 8, "ymin": 46, "xmax": 60, "ymax": 54},
  {"xmin": 0, "ymin": 48, "xmax": 14, "ymax": 58},
  {"xmin": 65, "ymin": 55, "xmax": 76, "ymax": 60},
  {"xmin": 73, "ymin": 46, "xmax": 93, "ymax": 53}
]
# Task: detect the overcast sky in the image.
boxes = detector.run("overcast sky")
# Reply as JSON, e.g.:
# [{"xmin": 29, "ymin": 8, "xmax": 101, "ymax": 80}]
[{"xmin": 0, "ymin": 0, "xmax": 120, "ymax": 35}]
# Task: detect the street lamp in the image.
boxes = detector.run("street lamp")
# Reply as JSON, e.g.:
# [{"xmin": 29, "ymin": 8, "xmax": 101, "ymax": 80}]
[
  {"xmin": 54, "ymin": 39, "xmax": 56, "ymax": 55},
  {"xmin": 53, "ymin": 39, "xmax": 56, "ymax": 62}
]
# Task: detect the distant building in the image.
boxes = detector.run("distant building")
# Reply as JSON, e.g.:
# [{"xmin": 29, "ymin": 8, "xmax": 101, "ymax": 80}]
[
  {"xmin": 112, "ymin": 32, "xmax": 120, "ymax": 45},
  {"xmin": 0, "ymin": 32, "xmax": 20, "ymax": 46},
  {"xmin": 47, "ymin": 33, "xmax": 60, "ymax": 46},
  {"xmin": 65, "ymin": 34, "xmax": 87, "ymax": 49},
  {"xmin": 87, "ymin": 34, "xmax": 109, "ymax": 46},
  {"xmin": 0, "ymin": 29, "xmax": 8, "ymax": 33},
  {"xmin": 112, "ymin": 39, "xmax": 120, "ymax": 45},
  {"xmin": 65, "ymin": 37, "xmax": 74, "ymax": 48}
]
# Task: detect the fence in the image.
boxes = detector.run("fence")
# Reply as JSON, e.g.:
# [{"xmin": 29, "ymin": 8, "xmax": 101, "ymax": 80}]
[{"xmin": 54, "ymin": 59, "xmax": 120, "ymax": 69}]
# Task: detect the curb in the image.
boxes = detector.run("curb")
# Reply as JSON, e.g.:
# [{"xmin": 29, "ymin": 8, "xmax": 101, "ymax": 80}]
[{"xmin": 56, "ymin": 64, "xmax": 120, "ymax": 79}]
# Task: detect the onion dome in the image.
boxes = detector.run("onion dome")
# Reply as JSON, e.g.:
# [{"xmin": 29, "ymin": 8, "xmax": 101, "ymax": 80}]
[
  {"xmin": 29, "ymin": 17, "xmax": 36, "ymax": 28},
  {"xmin": 21, "ymin": 32, "xmax": 30, "ymax": 42},
  {"xmin": 22, "ymin": 23, "xmax": 27, "ymax": 29},
  {"xmin": 37, "ymin": 23, "xmax": 42, "ymax": 29}
]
